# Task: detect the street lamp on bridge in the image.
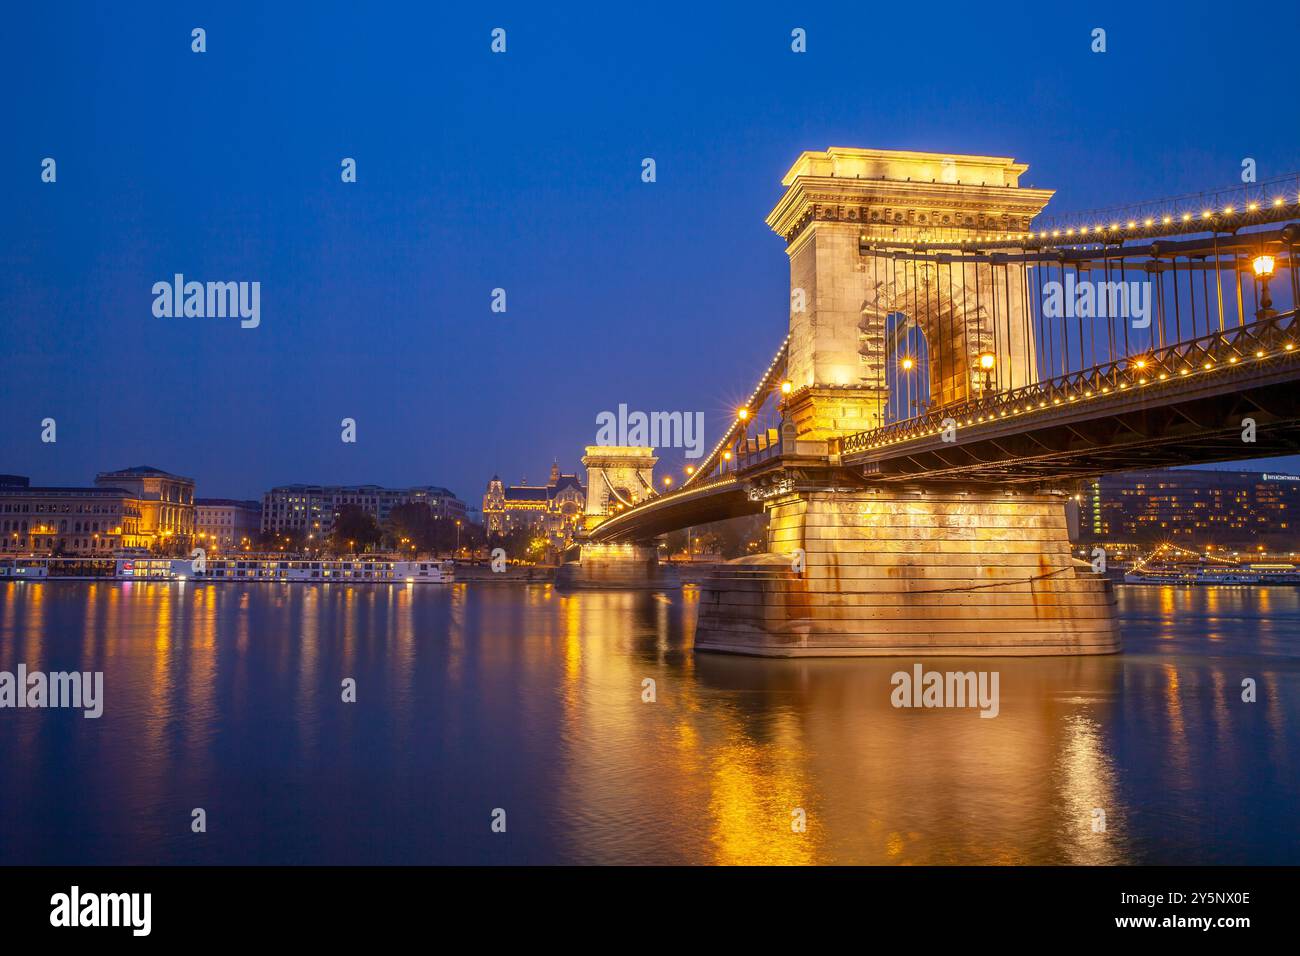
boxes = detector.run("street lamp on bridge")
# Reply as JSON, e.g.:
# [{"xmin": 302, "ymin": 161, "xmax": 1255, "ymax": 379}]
[
  {"xmin": 1253, "ymin": 254, "xmax": 1277, "ymax": 319},
  {"xmin": 977, "ymin": 350, "xmax": 997, "ymax": 392}
]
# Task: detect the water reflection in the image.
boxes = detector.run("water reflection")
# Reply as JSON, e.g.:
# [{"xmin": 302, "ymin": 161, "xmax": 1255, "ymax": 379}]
[{"xmin": 0, "ymin": 581, "xmax": 1296, "ymax": 865}]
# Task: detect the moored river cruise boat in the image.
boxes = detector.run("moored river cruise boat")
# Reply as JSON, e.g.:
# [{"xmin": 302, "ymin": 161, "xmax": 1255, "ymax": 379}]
[
  {"xmin": 1122, "ymin": 563, "xmax": 1300, "ymax": 586},
  {"xmin": 0, "ymin": 555, "xmax": 455, "ymax": 583}
]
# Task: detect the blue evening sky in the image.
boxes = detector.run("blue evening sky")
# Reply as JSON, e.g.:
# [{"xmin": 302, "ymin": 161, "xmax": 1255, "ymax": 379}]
[{"xmin": 3, "ymin": 1, "xmax": 1299, "ymax": 505}]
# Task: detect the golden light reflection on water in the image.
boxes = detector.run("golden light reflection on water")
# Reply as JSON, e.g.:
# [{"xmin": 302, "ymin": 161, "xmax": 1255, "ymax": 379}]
[
  {"xmin": 1160, "ymin": 662, "xmax": 1190, "ymax": 773},
  {"xmin": 706, "ymin": 730, "xmax": 820, "ymax": 865},
  {"xmin": 2, "ymin": 581, "xmax": 1297, "ymax": 864}
]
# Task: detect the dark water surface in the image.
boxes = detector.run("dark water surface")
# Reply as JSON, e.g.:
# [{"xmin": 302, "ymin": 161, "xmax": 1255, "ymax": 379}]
[{"xmin": 1, "ymin": 580, "xmax": 1297, "ymax": 864}]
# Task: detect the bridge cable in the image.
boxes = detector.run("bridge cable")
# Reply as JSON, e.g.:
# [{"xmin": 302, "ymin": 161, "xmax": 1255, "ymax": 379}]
[
  {"xmin": 1212, "ymin": 233, "xmax": 1225, "ymax": 331},
  {"xmin": 945, "ymin": 256, "xmax": 956, "ymax": 404},
  {"xmin": 1200, "ymin": 253, "xmax": 1210, "ymax": 339},
  {"xmin": 1019, "ymin": 250, "xmax": 1030, "ymax": 386},
  {"xmin": 1038, "ymin": 252, "xmax": 1050, "ymax": 378},
  {"xmin": 1006, "ymin": 250, "xmax": 1016, "ymax": 387},
  {"xmin": 1119, "ymin": 252, "xmax": 1130, "ymax": 357},
  {"xmin": 891, "ymin": 254, "xmax": 900, "ymax": 422},
  {"xmin": 977, "ymin": 257, "xmax": 986, "ymax": 382},
  {"xmin": 1234, "ymin": 248, "xmax": 1245, "ymax": 326},
  {"xmin": 1104, "ymin": 254, "xmax": 1116, "ymax": 362},
  {"xmin": 1077, "ymin": 261, "xmax": 1087, "ymax": 372}
]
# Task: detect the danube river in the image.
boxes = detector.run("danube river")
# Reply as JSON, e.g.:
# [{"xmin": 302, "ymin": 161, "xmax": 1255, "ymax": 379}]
[{"xmin": 1, "ymin": 580, "xmax": 1297, "ymax": 865}]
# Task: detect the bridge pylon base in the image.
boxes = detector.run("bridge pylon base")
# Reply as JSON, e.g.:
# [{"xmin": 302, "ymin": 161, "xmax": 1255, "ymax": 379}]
[
  {"xmin": 555, "ymin": 542, "xmax": 680, "ymax": 590},
  {"xmin": 694, "ymin": 488, "xmax": 1120, "ymax": 657}
]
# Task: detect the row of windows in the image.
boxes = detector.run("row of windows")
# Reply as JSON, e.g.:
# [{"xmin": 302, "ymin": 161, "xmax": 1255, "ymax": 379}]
[
  {"xmin": 2, "ymin": 519, "xmax": 132, "ymax": 534},
  {"xmin": 2, "ymin": 537, "xmax": 116, "ymax": 551},
  {"xmin": 1, "ymin": 503, "xmax": 131, "ymax": 516}
]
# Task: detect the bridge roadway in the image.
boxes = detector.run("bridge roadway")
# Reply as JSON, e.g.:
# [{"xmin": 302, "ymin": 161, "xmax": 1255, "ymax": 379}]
[{"xmin": 588, "ymin": 310, "xmax": 1300, "ymax": 543}]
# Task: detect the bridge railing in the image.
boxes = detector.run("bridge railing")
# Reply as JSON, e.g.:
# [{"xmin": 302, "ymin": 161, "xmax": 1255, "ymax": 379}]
[
  {"xmin": 734, "ymin": 426, "xmax": 786, "ymax": 469},
  {"xmin": 841, "ymin": 309, "xmax": 1299, "ymax": 455},
  {"xmin": 594, "ymin": 472, "xmax": 740, "ymax": 527}
]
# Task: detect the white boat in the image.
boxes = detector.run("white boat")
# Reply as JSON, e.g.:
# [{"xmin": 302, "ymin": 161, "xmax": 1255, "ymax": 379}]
[
  {"xmin": 0, "ymin": 555, "xmax": 455, "ymax": 583},
  {"xmin": 0, "ymin": 558, "xmax": 50, "ymax": 579},
  {"xmin": 1122, "ymin": 564, "xmax": 1290, "ymax": 586},
  {"xmin": 140, "ymin": 556, "xmax": 457, "ymax": 583}
]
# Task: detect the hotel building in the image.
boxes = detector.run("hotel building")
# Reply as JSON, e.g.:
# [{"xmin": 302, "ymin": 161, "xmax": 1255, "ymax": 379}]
[
  {"xmin": 482, "ymin": 461, "xmax": 586, "ymax": 542},
  {"xmin": 1079, "ymin": 469, "xmax": 1300, "ymax": 550}
]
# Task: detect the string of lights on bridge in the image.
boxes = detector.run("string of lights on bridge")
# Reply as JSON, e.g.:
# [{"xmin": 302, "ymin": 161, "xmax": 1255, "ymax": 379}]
[
  {"xmin": 1129, "ymin": 541, "xmax": 1241, "ymax": 575},
  {"xmin": 880, "ymin": 173, "xmax": 1300, "ymax": 251},
  {"xmin": 855, "ymin": 329, "xmax": 1297, "ymax": 452}
]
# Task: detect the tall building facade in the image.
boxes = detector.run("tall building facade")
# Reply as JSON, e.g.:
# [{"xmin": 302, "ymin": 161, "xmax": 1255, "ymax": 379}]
[
  {"xmin": 95, "ymin": 465, "xmax": 195, "ymax": 548},
  {"xmin": 260, "ymin": 484, "xmax": 466, "ymax": 537},
  {"xmin": 195, "ymin": 498, "xmax": 262, "ymax": 552},
  {"xmin": 1079, "ymin": 469, "xmax": 1300, "ymax": 549},
  {"xmin": 1, "ymin": 475, "xmax": 147, "ymax": 554},
  {"xmin": 482, "ymin": 462, "xmax": 586, "ymax": 541}
]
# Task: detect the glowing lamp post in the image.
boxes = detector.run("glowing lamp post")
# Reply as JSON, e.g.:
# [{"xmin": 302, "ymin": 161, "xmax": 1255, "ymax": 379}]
[
  {"xmin": 977, "ymin": 350, "xmax": 996, "ymax": 392},
  {"xmin": 1252, "ymin": 254, "xmax": 1277, "ymax": 319}
]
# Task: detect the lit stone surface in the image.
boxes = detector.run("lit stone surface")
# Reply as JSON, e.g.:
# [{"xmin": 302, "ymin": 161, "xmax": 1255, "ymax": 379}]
[
  {"xmin": 767, "ymin": 147, "xmax": 1053, "ymax": 439},
  {"xmin": 581, "ymin": 445, "xmax": 657, "ymax": 527},
  {"xmin": 694, "ymin": 489, "xmax": 1120, "ymax": 657},
  {"xmin": 560, "ymin": 448, "xmax": 676, "ymax": 588},
  {"xmin": 555, "ymin": 542, "xmax": 679, "ymax": 590}
]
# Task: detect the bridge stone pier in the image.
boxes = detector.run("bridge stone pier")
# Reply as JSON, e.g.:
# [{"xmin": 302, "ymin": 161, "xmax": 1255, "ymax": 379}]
[
  {"xmin": 555, "ymin": 445, "xmax": 680, "ymax": 590},
  {"xmin": 694, "ymin": 485, "xmax": 1119, "ymax": 656},
  {"xmin": 694, "ymin": 147, "xmax": 1120, "ymax": 656}
]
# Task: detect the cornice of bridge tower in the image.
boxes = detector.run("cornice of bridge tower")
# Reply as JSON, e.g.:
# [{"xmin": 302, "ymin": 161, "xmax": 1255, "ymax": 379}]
[{"xmin": 766, "ymin": 146, "xmax": 1055, "ymax": 246}]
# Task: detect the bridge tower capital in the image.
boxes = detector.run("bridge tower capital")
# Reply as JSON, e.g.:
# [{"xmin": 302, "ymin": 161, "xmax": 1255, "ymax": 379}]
[
  {"xmin": 580, "ymin": 445, "xmax": 658, "ymax": 531},
  {"xmin": 767, "ymin": 147, "xmax": 1054, "ymax": 440}
]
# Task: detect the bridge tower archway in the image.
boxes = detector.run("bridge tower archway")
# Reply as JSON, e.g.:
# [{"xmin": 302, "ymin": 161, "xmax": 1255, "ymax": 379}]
[
  {"xmin": 767, "ymin": 147, "xmax": 1052, "ymax": 439},
  {"xmin": 580, "ymin": 445, "xmax": 658, "ymax": 529}
]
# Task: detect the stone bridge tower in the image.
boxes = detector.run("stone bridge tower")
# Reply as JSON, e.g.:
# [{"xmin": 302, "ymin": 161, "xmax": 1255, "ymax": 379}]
[
  {"xmin": 692, "ymin": 148, "xmax": 1118, "ymax": 657},
  {"xmin": 765, "ymin": 147, "xmax": 1054, "ymax": 439},
  {"xmin": 556, "ymin": 445, "xmax": 675, "ymax": 590},
  {"xmin": 581, "ymin": 445, "xmax": 658, "ymax": 527}
]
